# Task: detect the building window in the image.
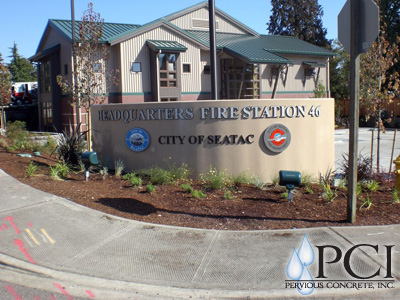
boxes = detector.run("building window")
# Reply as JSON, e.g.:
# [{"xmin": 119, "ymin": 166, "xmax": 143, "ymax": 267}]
[
  {"xmin": 221, "ymin": 59, "xmax": 260, "ymax": 99},
  {"xmin": 93, "ymin": 63, "xmax": 102, "ymax": 73},
  {"xmin": 161, "ymin": 98, "xmax": 178, "ymax": 102},
  {"xmin": 159, "ymin": 53, "xmax": 177, "ymax": 87},
  {"xmin": 204, "ymin": 65, "xmax": 211, "ymax": 74},
  {"xmin": 182, "ymin": 63, "xmax": 191, "ymax": 73},
  {"xmin": 39, "ymin": 61, "xmax": 51, "ymax": 93},
  {"xmin": 42, "ymin": 102, "xmax": 53, "ymax": 131},
  {"xmin": 132, "ymin": 62, "xmax": 141, "ymax": 72}
]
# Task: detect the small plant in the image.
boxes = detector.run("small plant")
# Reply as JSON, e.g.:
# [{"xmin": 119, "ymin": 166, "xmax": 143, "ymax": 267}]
[
  {"xmin": 181, "ymin": 183, "xmax": 194, "ymax": 194},
  {"xmin": 224, "ymin": 190, "xmax": 235, "ymax": 200},
  {"xmin": 54, "ymin": 122, "xmax": 87, "ymax": 169},
  {"xmin": 146, "ymin": 183, "xmax": 156, "ymax": 193},
  {"xmin": 302, "ymin": 172, "xmax": 315, "ymax": 187},
  {"xmin": 271, "ymin": 173, "xmax": 280, "ymax": 186},
  {"xmin": 114, "ymin": 159, "xmax": 125, "ymax": 178},
  {"xmin": 359, "ymin": 194, "xmax": 373, "ymax": 210},
  {"xmin": 49, "ymin": 166, "xmax": 62, "ymax": 180},
  {"xmin": 319, "ymin": 168, "xmax": 334, "ymax": 186},
  {"xmin": 129, "ymin": 175, "xmax": 142, "ymax": 187},
  {"xmin": 167, "ymin": 160, "xmax": 190, "ymax": 181},
  {"xmin": 281, "ymin": 191, "xmax": 289, "ymax": 199},
  {"xmin": 192, "ymin": 190, "xmax": 206, "ymax": 199},
  {"xmin": 393, "ymin": 189, "xmax": 399, "ymax": 204},
  {"xmin": 26, "ymin": 161, "xmax": 38, "ymax": 178},
  {"xmin": 356, "ymin": 183, "xmax": 363, "ymax": 196},
  {"xmin": 136, "ymin": 167, "xmax": 173, "ymax": 185},
  {"xmin": 340, "ymin": 153, "xmax": 372, "ymax": 182},
  {"xmin": 6, "ymin": 121, "xmax": 32, "ymax": 150},
  {"xmin": 321, "ymin": 182, "xmax": 336, "ymax": 202},
  {"xmin": 200, "ymin": 167, "xmax": 231, "ymax": 190},
  {"xmin": 55, "ymin": 162, "xmax": 70, "ymax": 178},
  {"xmin": 305, "ymin": 185, "xmax": 314, "ymax": 194},
  {"xmin": 100, "ymin": 166, "xmax": 108, "ymax": 180},
  {"xmin": 365, "ymin": 180, "xmax": 380, "ymax": 192}
]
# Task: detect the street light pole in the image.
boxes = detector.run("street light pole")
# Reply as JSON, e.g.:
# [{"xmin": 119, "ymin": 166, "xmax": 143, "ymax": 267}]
[{"xmin": 208, "ymin": 0, "xmax": 218, "ymax": 100}]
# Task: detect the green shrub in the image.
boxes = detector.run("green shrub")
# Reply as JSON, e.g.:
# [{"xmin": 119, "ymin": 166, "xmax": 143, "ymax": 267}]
[
  {"xmin": 114, "ymin": 159, "xmax": 125, "ymax": 178},
  {"xmin": 359, "ymin": 194, "xmax": 373, "ymax": 210},
  {"xmin": 192, "ymin": 190, "xmax": 206, "ymax": 199},
  {"xmin": 26, "ymin": 161, "xmax": 38, "ymax": 178},
  {"xmin": 224, "ymin": 190, "xmax": 235, "ymax": 200},
  {"xmin": 181, "ymin": 183, "xmax": 194, "ymax": 194},
  {"xmin": 55, "ymin": 162, "xmax": 70, "ymax": 178},
  {"xmin": 6, "ymin": 121, "xmax": 32, "ymax": 150},
  {"xmin": 146, "ymin": 183, "xmax": 156, "ymax": 193},
  {"xmin": 393, "ymin": 189, "xmax": 399, "ymax": 204},
  {"xmin": 100, "ymin": 167, "xmax": 108, "ymax": 180},
  {"xmin": 129, "ymin": 175, "xmax": 142, "ymax": 187},
  {"xmin": 321, "ymin": 182, "xmax": 336, "ymax": 201},
  {"xmin": 167, "ymin": 162, "xmax": 190, "ymax": 181},
  {"xmin": 54, "ymin": 123, "xmax": 87, "ymax": 169},
  {"xmin": 49, "ymin": 166, "xmax": 62, "ymax": 180},
  {"xmin": 365, "ymin": 180, "xmax": 380, "ymax": 192},
  {"xmin": 200, "ymin": 167, "xmax": 231, "ymax": 190}
]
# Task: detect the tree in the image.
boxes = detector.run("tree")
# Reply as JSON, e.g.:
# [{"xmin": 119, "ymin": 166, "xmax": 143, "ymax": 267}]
[
  {"xmin": 359, "ymin": 0, "xmax": 400, "ymax": 172},
  {"xmin": 0, "ymin": 53, "xmax": 12, "ymax": 129},
  {"xmin": 57, "ymin": 2, "xmax": 119, "ymax": 151},
  {"xmin": 8, "ymin": 43, "xmax": 36, "ymax": 82},
  {"xmin": 330, "ymin": 40, "xmax": 350, "ymax": 102},
  {"xmin": 267, "ymin": 0, "xmax": 331, "ymax": 48}
]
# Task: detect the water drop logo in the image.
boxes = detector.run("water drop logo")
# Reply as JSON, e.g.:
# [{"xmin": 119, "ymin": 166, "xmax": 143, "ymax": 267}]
[{"xmin": 286, "ymin": 234, "xmax": 315, "ymax": 295}]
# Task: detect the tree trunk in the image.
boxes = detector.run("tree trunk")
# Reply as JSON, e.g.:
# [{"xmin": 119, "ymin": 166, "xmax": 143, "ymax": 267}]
[{"xmin": 87, "ymin": 107, "xmax": 92, "ymax": 151}]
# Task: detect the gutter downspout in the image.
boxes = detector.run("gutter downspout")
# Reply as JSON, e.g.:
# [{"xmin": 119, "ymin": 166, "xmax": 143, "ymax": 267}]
[
  {"xmin": 156, "ymin": 50, "xmax": 161, "ymax": 102},
  {"xmin": 326, "ymin": 58, "xmax": 331, "ymax": 98},
  {"xmin": 271, "ymin": 65, "xmax": 282, "ymax": 99}
]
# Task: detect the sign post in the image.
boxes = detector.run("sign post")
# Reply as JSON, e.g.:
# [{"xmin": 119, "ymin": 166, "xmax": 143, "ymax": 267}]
[{"xmin": 338, "ymin": 0, "xmax": 379, "ymax": 223}]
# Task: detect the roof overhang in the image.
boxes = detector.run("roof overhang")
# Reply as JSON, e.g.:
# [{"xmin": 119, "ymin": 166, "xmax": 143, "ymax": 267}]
[
  {"xmin": 29, "ymin": 44, "xmax": 60, "ymax": 62},
  {"xmin": 147, "ymin": 40, "xmax": 187, "ymax": 52},
  {"xmin": 303, "ymin": 61, "xmax": 327, "ymax": 67}
]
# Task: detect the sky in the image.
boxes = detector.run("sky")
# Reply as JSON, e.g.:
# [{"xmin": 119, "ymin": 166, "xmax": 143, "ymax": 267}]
[{"xmin": 0, "ymin": 0, "xmax": 347, "ymax": 64}]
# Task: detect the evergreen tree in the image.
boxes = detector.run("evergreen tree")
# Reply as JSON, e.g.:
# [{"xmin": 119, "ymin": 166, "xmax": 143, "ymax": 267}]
[
  {"xmin": 267, "ymin": 0, "xmax": 331, "ymax": 48},
  {"xmin": 0, "ymin": 53, "xmax": 12, "ymax": 129},
  {"xmin": 8, "ymin": 43, "xmax": 36, "ymax": 82}
]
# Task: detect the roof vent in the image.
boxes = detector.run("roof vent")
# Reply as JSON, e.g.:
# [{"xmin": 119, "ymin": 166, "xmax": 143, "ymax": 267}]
[{"xmin": 192, "ymin": 18, "xmax": 219, "ymax": 30}]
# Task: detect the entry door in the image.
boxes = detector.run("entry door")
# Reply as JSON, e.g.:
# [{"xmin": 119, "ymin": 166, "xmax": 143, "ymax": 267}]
[{"xmin": 159, "ymin": 53, "xmax": 181, "ymax": 101}]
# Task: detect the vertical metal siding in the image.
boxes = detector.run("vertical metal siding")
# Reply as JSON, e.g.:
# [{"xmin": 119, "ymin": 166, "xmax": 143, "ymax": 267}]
[
  {"xmin": 169, "ymin": 7, "xmax": 248, "ymax": 34},
  {"xmin": 120, "ymin": 27, "xmax": 203, "ymax": 95}
]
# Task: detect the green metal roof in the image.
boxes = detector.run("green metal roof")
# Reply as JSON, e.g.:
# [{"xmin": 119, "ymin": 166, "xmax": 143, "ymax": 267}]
[
  {"xmin": 49, "ymin": 19, "xmax": 141, "ymax": 43},
  {"xmin": 260, "ymin": 35, "xmax": 335, "ymax": 57},
  {"xmin": 147, "ymin": 40, "xmax": 188, "ymax": 52}
]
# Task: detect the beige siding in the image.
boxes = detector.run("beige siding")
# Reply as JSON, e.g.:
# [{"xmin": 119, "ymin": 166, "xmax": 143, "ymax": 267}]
[
  {"xmin": 119, "ymin": 26, "xmax": 206, "ymax": 95},
  {"xmin": 169, "ymin": 7, "xmax": 248, "ymax": 34},
  {"xmin": 41, "ymin": 28, "xmax": 73, "ymax": 83},
  {"xmin": 261, "ymin": 55, "xmax": 329, "ymax": 97}
]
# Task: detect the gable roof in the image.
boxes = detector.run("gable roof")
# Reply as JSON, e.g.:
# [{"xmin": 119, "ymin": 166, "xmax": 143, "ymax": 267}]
[
  {"xmin": 49, "ymin": 19, "xmax": 141, "ymax": 43},
  {"xmin": 32, "ymin": 2, "xmax": 335, "ymax": 63}
]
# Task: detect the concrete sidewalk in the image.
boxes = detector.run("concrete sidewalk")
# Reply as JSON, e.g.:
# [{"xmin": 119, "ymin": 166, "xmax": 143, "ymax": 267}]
[{"xmin": 0, "ymin": 169, "xmax": 400, "ymax": 299}]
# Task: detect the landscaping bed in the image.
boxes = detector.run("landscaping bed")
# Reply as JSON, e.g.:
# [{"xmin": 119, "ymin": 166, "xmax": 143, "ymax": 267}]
[{"xmin": 0, "ymin": 146, "xmax": 398, "ymax": 231}]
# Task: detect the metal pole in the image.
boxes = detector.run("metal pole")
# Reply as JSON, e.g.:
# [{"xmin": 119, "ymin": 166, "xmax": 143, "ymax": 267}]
[
  {"xmin": 347, "ymin": 0, "xmax": 361, "ymax": 223},
  {"xmin": 71, "ymin": 0, "xmax": 81, "ymax": 129},
  {"xmin": 389, "ymin": 129, "xmax": 397, "ymax": 176},
  {"xmin": 209, "ymin": 0, "xmax": 218, "ymax": 100},
  {"xmin": 370, "ymin": 129, "xmax": 374, "ymax": 177}
]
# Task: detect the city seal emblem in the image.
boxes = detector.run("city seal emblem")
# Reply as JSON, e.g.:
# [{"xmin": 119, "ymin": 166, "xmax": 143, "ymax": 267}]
[
  {"xmin": 126, "ymin": 128, "xmax": 150, "ymax": 152},
  {"xmin": 263, "ymin": 124, "xmax": 291, "ymax": 153}
]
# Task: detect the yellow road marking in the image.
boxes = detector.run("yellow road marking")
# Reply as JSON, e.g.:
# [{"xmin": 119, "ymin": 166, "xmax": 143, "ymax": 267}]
[
  {"xmin": 25, "ymin": 229, "xmax": 40, "ymax": 245},
  {"xmin": 41, "ymin": 229, "xmax": 55, "ymax": 245}
]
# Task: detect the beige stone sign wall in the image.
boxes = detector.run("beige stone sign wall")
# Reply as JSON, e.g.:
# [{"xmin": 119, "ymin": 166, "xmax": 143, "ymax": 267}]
[{"xmin": 91, "ymin": 99, "xmax": 334, "ymax": 183}]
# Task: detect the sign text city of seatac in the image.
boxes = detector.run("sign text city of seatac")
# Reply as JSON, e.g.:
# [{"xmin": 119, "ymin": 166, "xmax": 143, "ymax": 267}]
[{"xmin": 97, "ymin": 105, "xmax": 322, "ymax": 123}]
